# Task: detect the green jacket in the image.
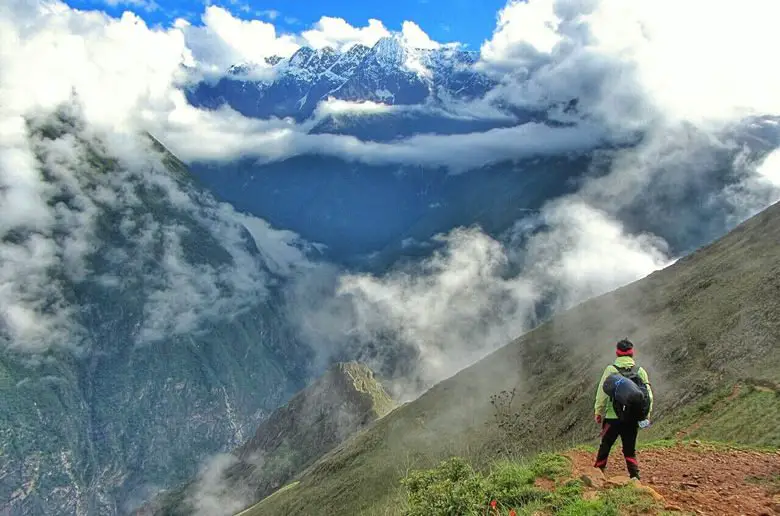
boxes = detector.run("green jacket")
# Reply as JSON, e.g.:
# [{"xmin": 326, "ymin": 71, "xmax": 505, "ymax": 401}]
[{"xmin": 594, "ymin": 356, "xmax": 654, "ymax": 420}]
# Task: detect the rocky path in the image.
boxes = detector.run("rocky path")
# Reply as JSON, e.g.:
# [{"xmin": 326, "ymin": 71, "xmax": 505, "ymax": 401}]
[{"xmin": 569, "ymin": 442, "xmax": 780, "ymax": 515}]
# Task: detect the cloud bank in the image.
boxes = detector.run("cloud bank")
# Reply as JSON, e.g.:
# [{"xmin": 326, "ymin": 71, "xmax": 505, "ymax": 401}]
[
  {"xmin": 280, "ymin": 0, "xmax": 780, "ymax": 395},
  {"xmin": 480, "ymin": 0, "xmax": 780, "ymax": 131},
  {"xmin": 3, "ymin": 0, "xmax": 780, "ymax": 383},
  {"xmin": 0, "ymin": 0, "xmax": 604, "ymax": 172},
  {"xmin": 290, "ymin": 198, "xmax": 673, "ymax": 400},
  {"xmin": 7, "ymin": 0, "xmax": 780, "ymax": 174},
  {"xmin": 0, "ymin": 101, "xmax": 306, "ymax": 353}
]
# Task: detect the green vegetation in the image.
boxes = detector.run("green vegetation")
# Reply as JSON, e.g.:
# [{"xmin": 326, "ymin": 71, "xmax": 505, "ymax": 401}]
[
  {"xmin": 642, "ymin": 381, "xmax": 780, "ymax": 448},
  {"xmin": 400, "ymin": 453, "xmax": 661, "ymax": 516},
  {"xmin": 240, "ymin": 202, "xmax": 780, "ymax": 516}
]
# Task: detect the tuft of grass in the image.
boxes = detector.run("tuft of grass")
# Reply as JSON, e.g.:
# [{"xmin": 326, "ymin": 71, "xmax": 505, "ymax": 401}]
[
  {"xmin": 556, "ymin": 484, "xmax": 660, "ymax": 516},
  {"xmin": 530, "ymin": 452, "xmax": 572, "ymax": 480}
]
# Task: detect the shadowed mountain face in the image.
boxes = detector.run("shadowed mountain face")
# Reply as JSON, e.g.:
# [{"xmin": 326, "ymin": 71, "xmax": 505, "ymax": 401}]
[
  {"xmin": 245, "ymin": 199, "xmax": 780, "ymax": 516},
  {"xmin": 0, "ymin": 109, "xmax": 312, "ymax": 516},
  {"xmin": 189, "ymin": 152, "xmax": 593, "ymax": 267},
  {"xmin": 189, "ymin": 117, "xmax": 780, "ymax": 269},
  {"xmin": 146, "ymin": 362, "xmax": 394, "ymax": 516}
]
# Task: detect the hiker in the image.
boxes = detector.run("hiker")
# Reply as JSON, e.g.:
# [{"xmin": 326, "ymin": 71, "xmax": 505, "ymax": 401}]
[{"xmin": 593, "ymin": 338, "xmax": 653, "ymax": 480}]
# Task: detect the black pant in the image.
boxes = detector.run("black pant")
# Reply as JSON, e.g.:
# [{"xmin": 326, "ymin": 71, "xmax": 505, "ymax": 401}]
[{"xmin": 594, "ymin": 418, "xmax": 640, "ymax": 478}]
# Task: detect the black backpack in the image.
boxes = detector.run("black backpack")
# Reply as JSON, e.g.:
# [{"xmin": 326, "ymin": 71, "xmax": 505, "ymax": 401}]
[{"xmin": 608, "ymin": 364, "xmax": 651, "ymax": 422}]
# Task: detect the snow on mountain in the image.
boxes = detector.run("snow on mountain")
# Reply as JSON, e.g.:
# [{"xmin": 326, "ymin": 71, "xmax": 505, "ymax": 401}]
[{"xmin": 186, "ymin": 36, "xmax": 495, "ymax": 121}]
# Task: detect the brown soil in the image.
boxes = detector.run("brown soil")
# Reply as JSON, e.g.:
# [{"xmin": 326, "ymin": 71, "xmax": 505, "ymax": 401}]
[{"xmin": 567, "ymin": 443, "xmax": 780, "ymax": 515}]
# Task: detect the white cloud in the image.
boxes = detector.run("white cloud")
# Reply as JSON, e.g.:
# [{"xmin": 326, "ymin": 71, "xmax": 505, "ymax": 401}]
[
  {"xmin": 521, "ymin": 199, "xmax": 670, "ymax": 311},
  {"xmin": 312, "ymin": 98, "xmax": 395, "ymax": 118},
  {"xmin": 479, "ymin": 0, "xmax": 561, "ymax": 71},
  {"xmin": 721, "ymin": 147, "xmax": 780, "ymax": 224},
  {"xmin": 295, "ymin": 198, "xmax": 671, "ymax": 400},
  {"xmin": 301, "ymin": 16, "xmax": 389, "ymax": 51},
  {"xmin": 158, "ymin": 101, "xmax": 610, "ymax": 170},
  {"xmin": 756, "ymin": 148, "xmax": 780, "ymax": 189},
  {"xmin": 401, "ymin": 21, "xmax": 440, "ymax": 49},
  {"xmin": 311, "ymin": 95, "xmax": 515, "ymax": 125},
  {"xmin": 0, "ymin": 4, "xmax": 190, "ymax": 130},
  {"xmin": 237, "ymin": 213, "xmax": 322, "ymax": 277},
  {"xmin": 187, "ymin": 453, "xmax": 253, "ymax": 516},
  {"xmin": 256, "ymin": 9, "xmax": 279, "ymax": 21},
  {"xmin": 180, "ymin": 6, "xmax": 300, "ymax": 77},
  {"xmin": 479, "ymin": 0, "xmax": 780, "ymax": 131}
]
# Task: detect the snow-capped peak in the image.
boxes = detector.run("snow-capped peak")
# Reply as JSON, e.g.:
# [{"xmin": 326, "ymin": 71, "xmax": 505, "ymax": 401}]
[
  {"xmin": 370, "ymin": 35, "xmax": 407, "ymax": 66},
  {"xmin": 288, "ymin": 47, "xmax": 316, "ymax": 68},
  {"xmin": 195, "ymin": 39, "xmax": 496, "ymax": 120}
]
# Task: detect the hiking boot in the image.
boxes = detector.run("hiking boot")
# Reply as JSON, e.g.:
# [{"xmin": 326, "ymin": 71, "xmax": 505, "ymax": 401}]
[{"xmin": 625, "ymin": 457, "xmax": 640, "ymax": 479}]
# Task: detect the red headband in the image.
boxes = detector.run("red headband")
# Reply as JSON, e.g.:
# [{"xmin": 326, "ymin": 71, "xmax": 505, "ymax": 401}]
[{"xmin": 616, "ymin": 348, "xmax": 634, "ymax": 357}]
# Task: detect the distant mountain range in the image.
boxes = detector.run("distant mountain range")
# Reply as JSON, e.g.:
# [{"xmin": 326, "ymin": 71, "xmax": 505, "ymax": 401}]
[
  {"xmin": 186, "ymin": 35, "xmax": 496, "ymax": 122},
  {"xmin": 183, "ymin": 37, "xmax": 780, "ymax": 269}
]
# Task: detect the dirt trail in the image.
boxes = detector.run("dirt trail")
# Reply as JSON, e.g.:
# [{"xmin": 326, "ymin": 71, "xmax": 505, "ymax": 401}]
[{"xmin": 567, "ymin": 443, "xmax": 780, "ymax": 515}]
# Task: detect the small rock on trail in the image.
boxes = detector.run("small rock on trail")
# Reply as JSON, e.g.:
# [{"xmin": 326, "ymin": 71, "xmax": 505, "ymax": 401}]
[{"xmin": 567, "ymin": 442, "xmax": 780, "ymax": 515}]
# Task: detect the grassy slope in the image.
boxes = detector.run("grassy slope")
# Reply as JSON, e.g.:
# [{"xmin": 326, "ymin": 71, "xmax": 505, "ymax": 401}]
[{"xmin": 246, "ymin": 201, "xmax": 780, "ymax": 516}]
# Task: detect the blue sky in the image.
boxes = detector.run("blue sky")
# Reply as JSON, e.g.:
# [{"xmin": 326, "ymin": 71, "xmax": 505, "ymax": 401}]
[{"xmin": 65, "ymin": 0, "xmax": 508, "ymax": 49}]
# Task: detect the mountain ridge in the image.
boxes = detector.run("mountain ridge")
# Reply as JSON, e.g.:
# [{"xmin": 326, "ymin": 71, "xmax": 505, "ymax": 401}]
[
  {"xmin": 0, "ymin": 109, "xmax": 312, "ymax": 516},
  {"xmin": 187, "ymin": 36, "xmax": 495, "ymax": 121},
  {"xmin": 143, "ymin": 362, "xmax": 394, "ymax": 515},
  {"xmin": 241, "ymin": 199, "xmax": 780, "ymax": 515}
]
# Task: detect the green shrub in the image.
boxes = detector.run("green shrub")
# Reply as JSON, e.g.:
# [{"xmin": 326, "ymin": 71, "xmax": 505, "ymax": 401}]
[
  {"xmin": 401, "ymin": 457, "xmax": 487, "ymax": 516},
  {"xmin": 402, "ymin": 454, "xmax": 660, "ymax": 516}
]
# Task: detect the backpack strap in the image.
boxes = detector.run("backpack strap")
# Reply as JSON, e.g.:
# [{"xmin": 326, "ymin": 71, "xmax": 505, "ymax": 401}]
[
  {"xmin": 637, "ymin": 366, "xmax": 651, "ymax": 386},
  {"xmin": 612, "ymin": 362, "xmax": 636, "ymax": 375}
]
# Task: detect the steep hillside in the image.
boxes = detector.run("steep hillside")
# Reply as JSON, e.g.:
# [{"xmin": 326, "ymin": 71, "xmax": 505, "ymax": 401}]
[
  {"xmin": 148, "ymin": 362, "xmax": 394, "ymax": 515},
  {"xmin": 245, "ymin": 200, "xmax": 780, "ymax": 515},
  {"xmin": 0, "ymin": 109, "xmax": 312, "ymax": 515}
]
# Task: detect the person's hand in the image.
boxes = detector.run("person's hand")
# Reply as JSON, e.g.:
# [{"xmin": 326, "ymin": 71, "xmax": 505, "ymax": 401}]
[{"xmin": 595, "ymin": 414, "xmax": 602, "ymax": 424}]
